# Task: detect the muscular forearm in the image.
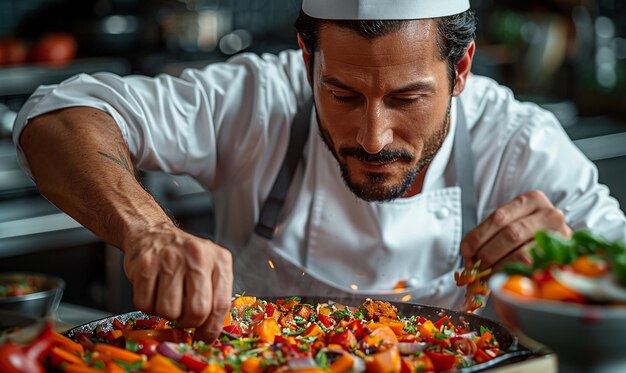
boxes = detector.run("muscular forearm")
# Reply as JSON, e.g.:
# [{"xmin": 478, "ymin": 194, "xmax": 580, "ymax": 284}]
[
  {"xmin": 19, "ymin": 106, "xmax": 172, "ymax": 250},
  {"xmin": 20, "ymin": 106, "xmax": 233, "ymax": 341}
]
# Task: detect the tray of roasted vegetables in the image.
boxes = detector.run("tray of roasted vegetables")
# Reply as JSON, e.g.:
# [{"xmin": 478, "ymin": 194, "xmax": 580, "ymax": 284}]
[{"xmin": 37, "ymin": 295, "xmax": 540, "ymax": 373}]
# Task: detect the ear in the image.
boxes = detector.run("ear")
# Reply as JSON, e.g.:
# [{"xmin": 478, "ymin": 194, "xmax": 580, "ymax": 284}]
[
  {"xmin": 297, "ymin": 33, "xmax": 313, "ymax": 85},
  {"xmin": 452, "ymin": 40, "xmax": 475, "ymax": 96}
]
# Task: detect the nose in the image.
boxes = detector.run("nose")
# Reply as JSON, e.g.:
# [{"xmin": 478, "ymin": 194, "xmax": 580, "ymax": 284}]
[{"xmin": 356, "ymin": 101, "xmax": 393, "ymax": 154}]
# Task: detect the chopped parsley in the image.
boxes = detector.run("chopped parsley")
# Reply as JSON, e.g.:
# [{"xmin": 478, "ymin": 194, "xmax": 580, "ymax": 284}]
[
  {"xmin": 331, "ymin": 309, "xmax": 352, "ymax": 319},
  {"xmin": 281, "ymin": 327, "xmax": 306, "ymax": 336},
  {"xmin": 113, "ymin": 359, "xmax": 145, "ymax": 372},
  {"xmin": 294, "ymin": 315, "xmax": 307, "ymax": 325},
  {"xmin": 480, "ymin": 326, "xmax": 493, "ymax": 336},
  {"xmin": 403, "ymin": 323, "xmax": 417, "ymax": 334},
  {"xmin": 125, "ymin": 340, "xmax": 140, "ymax": 352},
  {"xmin": 92, "ymin": 360, "xmax": 106, "ymax": 369},
  {"xmin": 315, "ymin": 350, "xmax": 328, "ymax": 370},
  {"xmin": 352, "ymin": 307, "xmax": 367, "ymax": 320}
]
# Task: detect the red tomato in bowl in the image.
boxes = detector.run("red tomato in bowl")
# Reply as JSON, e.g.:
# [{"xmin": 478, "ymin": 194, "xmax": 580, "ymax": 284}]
[{"xmin": 30, "ymin": 32, "xmax": 77, "ymax": 65}]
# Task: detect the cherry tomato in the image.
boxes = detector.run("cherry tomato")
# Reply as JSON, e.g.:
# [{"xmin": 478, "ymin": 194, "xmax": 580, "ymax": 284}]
[
  {"xmin": 531, "ymin": 268, "xmax": 554, "ymax": 284},
  {"xmin": 570, "ymin": 255, "xmax": 610, "ymax": 277},
  {"xmin": 137, "ymin": 339, "xmax": 160, "ymax": 357},
  {"xmin": 502, "ymin": 274, "xmax": 539, "ymax": 298},
  {"xmin": 540, "ymin": 279, "xmax": 586, "ymax": 303}
]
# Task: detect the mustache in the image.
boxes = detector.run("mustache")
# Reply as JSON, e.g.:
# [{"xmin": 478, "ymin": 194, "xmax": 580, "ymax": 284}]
[{"xmin": 338, "ymin": 146, "xmax": 413, "ymax": 163}]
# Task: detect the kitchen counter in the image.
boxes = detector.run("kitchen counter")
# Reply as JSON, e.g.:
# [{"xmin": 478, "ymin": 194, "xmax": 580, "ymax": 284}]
[{"xmin": 566, "ymin": 116, "xmax": 626, "ymax": 161}]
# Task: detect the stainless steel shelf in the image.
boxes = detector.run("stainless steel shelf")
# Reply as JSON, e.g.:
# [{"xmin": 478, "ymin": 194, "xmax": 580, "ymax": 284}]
[{"xmin": 0, "ymin": 58, "xmax": 130, "ymax": 97}]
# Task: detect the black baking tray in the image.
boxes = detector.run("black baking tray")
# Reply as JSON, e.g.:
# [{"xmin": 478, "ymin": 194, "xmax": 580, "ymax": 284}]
[{"xmin": 55, "ymin": 296, "xmax": 549, "ymax": 372}]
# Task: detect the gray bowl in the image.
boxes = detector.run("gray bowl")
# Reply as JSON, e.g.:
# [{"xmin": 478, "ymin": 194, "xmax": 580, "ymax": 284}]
[
  {"xmin": 0, "ymin": 310, "xmax": 46, "ymax": 344},
  {"xmin": 0, "ymin": 273, "xmax": 65, "ymax": 318},
  {"xmin": 489, "ymin": 273, "xmax": 626, "ymax": 373}
]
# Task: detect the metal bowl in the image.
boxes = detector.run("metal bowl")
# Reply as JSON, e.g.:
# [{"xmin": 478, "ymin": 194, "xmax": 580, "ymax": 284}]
[
  {"xmin": 0, "ymin": 273, "xmax": 65, "ymax": 318},
  {"xmin": 0, "ymin": 310, "xmax": 46, "ymax": 344},
  {"xmin": 489, "ymin": 273, "xmax": 626, "ymax": 373}
]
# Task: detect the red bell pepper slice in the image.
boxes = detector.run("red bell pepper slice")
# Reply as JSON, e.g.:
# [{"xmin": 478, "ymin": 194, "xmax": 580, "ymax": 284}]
[
  {"xmin": 179, "ymin": 353, "xmax": 209, "ymax": 373},
  {"xmin": 327, "ymin": 330, "xmax": 357, "ymax": 350},
  {"xmin": 424, "ymin": 351, "xmax": 455, "ymax": 371},
  {"xmin": 134, "ymin": 318, "xmax": 159, "ymax": 330},
  {"xmin": 346, "ymin": 319, "xmax": 368, "ymax": 340},
  {"xmin": 250, "ymin": 312, "xmax": 265, "ymax": 323},
  {"xmin": 433, "ymin": 315, "xmax": 451, "ymax": 330},
  {"xmin": 423, "ymin": 336, "xmax": 451, "ymax": 349},
  {"xmin": 74, "ymin": 333, "xmax": 95, "ymax": 352},
  {"xmin": 317, "ymin": 314, "xmax": 334, "ymax": 328},
  {"xmin": 112, "ymin": 319, "xmax": 125, "ymax": 331},
  {"xmin": 474, "ymin": 349, "xmax": 495, "ymax": 364},
  {"xmin": 0, "ymin": 323, "xmax": 55, "ymax": 373},
  {"xmin": 265, "ymin": 303, "xmax": 277, "ymax": 318},
  {"xmin": 223, "ymin": 325, "xmax": 243, "ymax": 338}
]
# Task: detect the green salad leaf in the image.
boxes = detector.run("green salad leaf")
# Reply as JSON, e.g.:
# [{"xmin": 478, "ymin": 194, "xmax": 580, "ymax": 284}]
[{"xmin": 502, "ymin": 230, "xmax": 626, "ymax": 286}]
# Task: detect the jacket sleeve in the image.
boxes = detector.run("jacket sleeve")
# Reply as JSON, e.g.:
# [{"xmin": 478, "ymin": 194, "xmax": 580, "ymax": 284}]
[
  {"xmin": 12, "ymin": 50, "xmax": 310, "ymax": 191},
  {"xmin": 501, "ymin": 105, "xmax": 626, "ymax": 242},
  {"xmin": 463, "ymin": 75, "xmax": 626, "ymax": 243}
]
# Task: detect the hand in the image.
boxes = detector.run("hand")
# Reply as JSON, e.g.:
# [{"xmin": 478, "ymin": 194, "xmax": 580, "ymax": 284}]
[
  {"xmin": 461, "ymin": 190, "xmax": 572, "ymax": 270},
  {"xmin": 122, "ymin": 222, "xmax": 233, "ymax": 341}
]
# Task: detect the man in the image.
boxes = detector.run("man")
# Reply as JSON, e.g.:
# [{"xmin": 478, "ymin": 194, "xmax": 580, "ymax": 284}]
[{"xmin": 13, "ymin": 0, "xmax": 626, "ymax": 341}]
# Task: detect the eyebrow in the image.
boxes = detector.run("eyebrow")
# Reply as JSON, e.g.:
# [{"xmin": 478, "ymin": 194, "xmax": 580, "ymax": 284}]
[{"xmin": 321, "ymin": 76, "xmax": 435, "ymax": 94}]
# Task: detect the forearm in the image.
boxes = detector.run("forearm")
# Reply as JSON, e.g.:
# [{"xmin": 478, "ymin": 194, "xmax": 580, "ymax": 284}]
[{"xmin": 19, "ymin": 106, "xmax": 172, "ymax": 250}]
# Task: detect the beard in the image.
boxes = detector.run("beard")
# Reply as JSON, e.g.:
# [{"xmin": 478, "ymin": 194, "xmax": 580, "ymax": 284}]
[{"xmin": 317, "ymin": 101, "xmax": 451, "ymax": 202}]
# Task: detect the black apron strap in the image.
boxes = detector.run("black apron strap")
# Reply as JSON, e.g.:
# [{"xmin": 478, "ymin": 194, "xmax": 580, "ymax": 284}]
[
  {"xmin": 254, "ymin": 99, "xmax": 313, "ymax": 239},
  {"xmin": 453, "ymin": 98, "xmax": 478, "ymax": 238}
]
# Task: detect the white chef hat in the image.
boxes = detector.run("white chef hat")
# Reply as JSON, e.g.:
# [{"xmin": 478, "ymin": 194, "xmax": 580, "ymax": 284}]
[{"xmin": 302, "ymin": 0, "xmax": 470, "ymax": 20}]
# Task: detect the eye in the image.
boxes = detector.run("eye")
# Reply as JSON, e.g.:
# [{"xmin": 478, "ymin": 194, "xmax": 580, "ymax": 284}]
[
  {"xmin": 330, "ymin": 91, "xmax": 359, "ymax": 103},
  {"xmin": 392, "ymin": 95, "xmax": 421, "ymax": 104}
]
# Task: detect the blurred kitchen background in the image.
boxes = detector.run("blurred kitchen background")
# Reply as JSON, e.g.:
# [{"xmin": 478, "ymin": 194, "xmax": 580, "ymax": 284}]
[{"xmin": 0, "ymin": 0, "xmax": 625, "ymax": 320}]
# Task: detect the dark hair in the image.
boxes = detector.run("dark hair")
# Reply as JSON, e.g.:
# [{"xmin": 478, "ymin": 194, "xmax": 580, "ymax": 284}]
[{"xmin": 294, "ymin": 9, "xmax": 476, "ymax": 91}]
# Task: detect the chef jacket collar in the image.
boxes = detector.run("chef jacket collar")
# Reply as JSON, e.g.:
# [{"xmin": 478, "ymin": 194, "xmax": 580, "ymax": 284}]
[{"xmin": 302, "ymin": 0, "xmax": 470, "ymax": 20}]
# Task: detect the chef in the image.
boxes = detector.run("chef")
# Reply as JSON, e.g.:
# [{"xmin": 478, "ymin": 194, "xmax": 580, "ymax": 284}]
[{"xmin": 12, "ymin": 0, "xmax": 626, "ymax": 341}]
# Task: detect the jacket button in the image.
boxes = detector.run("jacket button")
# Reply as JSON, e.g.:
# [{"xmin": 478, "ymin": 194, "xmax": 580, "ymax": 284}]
[{"xmin": 435, "ymin": 207, "xmax": 450, "ymax": 220}]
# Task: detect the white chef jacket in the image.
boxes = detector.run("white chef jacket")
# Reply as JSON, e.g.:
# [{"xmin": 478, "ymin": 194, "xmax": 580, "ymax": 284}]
[{"xmin": 13, "ymin": 50, "xmax": 626, "ymax": 308}]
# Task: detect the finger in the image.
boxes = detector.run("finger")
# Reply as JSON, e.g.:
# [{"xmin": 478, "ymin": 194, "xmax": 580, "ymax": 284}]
[
  {"xmin": 492, "ymin": 240, "xmax": 535, "ymax": 272},
  {"xmin": 474, "ymin": 212, "xmax": 544, "ymax": 269},
  {"xmin": 474, "ymin": 206, "xmax": 569, "ymax": 269},
  {"xmin": 154, "ymin": 251, "xmax": 185, "ymax": 321},
  {"xmin": 195, "ymin": 249, "xmax": 233, "ymax": 342},
  {"xmin": 461, "ymin": 190, "xmax": 551, "ymax": 258},
  {"xmin": 179, "ymin": 242, "xmax": 211, "ymax": 328},
  {"xmin": 125, "ymin": 254, "xmax": 158, "ymax": 314}
]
